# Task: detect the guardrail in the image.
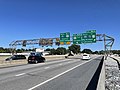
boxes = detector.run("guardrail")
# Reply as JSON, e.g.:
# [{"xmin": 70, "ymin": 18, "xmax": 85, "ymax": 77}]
[{"xmin": 110, "ymin": 57, "xmax": 120, "ymax": 70}]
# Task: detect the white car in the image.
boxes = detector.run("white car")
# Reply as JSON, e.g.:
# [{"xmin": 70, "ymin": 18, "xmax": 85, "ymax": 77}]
[{"xmin": 82, "ymin": 54, "xmax": 91, "ymax": 60}]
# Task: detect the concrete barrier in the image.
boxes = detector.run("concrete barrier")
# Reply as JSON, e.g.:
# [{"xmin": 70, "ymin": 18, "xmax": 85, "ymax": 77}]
[
  {"xmin": 86, "ymin": 56, "xmax": 105, "ymax": 90},
  {"xmin": 0, "ymin": 55, "xmax": 67, "ymax": 68},
  {"xmin": 44, "ymin": 55, "xmax": 66, "ymax": 60},
  {"xmin": 97, "ymin": 60, "xmax": 105, "ymax": 90}
]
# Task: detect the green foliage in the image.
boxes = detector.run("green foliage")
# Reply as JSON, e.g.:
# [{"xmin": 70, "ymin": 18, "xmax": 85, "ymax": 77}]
[
  {"xmin": 16, "ymin": 49, "xmax": 22, "ymax": 53},
  {"xmin": 1, "ymin": 46, "xmax": 120, "ymax": 55},
  {"xmin": 49, "ymin": 47, "xmax": 67, "ymax": 55},
  {"xmin": 0, "ymin": 47, "xmax": 11, "ymax": 53},
  {"xmin": 92, "ymin": 51, "xmax": 99, "ymax": 54},
  {"xmin": 50, "ymin": 48, "xmax": 56, "ymax": 55},
  {"xmin": 0, "ymin": 47, "xmax": 37, "ymax": 53},
  {"xmin": 56, "ymin": 47, "xmax": 67, "ymax": 55},
  {"xmin": 111, "ymin": 50, "xmax": 120, "ymax": 54},
  {"xmin": 82, "ymin": 49, "xmax": 92, "ymax": 54},
  {"xmin": 68, "ymin": 44, "xmax": 80, "ymax": 54},
  {"xmin": 98, "ymin": 50, "xmax": 105, "ymax": 54},
  {"xmin": 45, "ymin": 48, "xmax": 51, "ymax": 51}
]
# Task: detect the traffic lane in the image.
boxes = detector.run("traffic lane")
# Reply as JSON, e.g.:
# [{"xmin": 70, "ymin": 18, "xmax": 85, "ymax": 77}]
[
  {"xmin": 0, "ymin": 55, "xmax": 97, "ymax": 76},
  {"xmin": 0, "ymin": 58, "xmax": 80, "ymax": 82},
  {"xmin": 0, "ymin": 57, "xmax": 93, "ymax": 90},
  {"xmin": 0, "ymin": 55, "xmax": 99, "ymax": 82},
  {"xmin": 0, "ymin": 58, "xmax": 77, "ymax": 74},
  {"xmin": 0, "ymin": 55, "xmax": 98, "ymax": 81},
  {"xmin": 0, "ymin": 54, "xmax": 85, "ymax": 71},
  {"xmin": 29, "ymin": 56, "xmax": 103, "ymax": 90},
  {"xmin": 0, "ymin": 56, "xmax": 102, "ymax": 90},
  {"xmin": 0, "ymin": 56, "xmax": 98, "ymax": 83}
]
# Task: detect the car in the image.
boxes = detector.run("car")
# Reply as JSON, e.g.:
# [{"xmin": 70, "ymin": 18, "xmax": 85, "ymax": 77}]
[
  {"xmin": 68, "ymin": 53, "xmax": 74, "ymax": 56},
  {"xmin": 82, "ymin": 54, "xmax": 91, "ymax": 60},
  {"xmin": 28, "ymin": 52, "xmax": 45, "ymax": 64},
  {"xmin": 5, "ymin": 55, "xmax": 26, "ymax": 61}
]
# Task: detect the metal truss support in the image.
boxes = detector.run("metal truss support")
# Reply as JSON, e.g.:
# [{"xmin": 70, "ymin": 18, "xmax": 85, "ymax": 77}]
[
  {"xmin": 9, "ymin": 34, "xmax": 114, "ymax": 58},
  {"xmin": 96, "ymin": 34, "xmax": 114, "ymax": 59},
  {"xmin": 9, "ymin": 39, "xmax": 40, "ymax": 46}
]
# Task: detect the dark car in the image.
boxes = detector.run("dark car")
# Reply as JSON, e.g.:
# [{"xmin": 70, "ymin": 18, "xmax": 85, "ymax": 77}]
[
  {"xmin": 68, "ymin": 53, "xmax": 74, "ymax": 56},
  {"xmin": 28, "ymin": 52, "xmax": 45, "ymax": 64},
  {"xmin": 5, "ymin": 55, "xmax": 26, "ymax": 61}
]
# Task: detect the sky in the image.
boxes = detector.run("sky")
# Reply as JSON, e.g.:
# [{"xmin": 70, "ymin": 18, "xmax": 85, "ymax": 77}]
[{"xmin": 0, "ymin": 0, "xmax": 120, "ymax": 51}]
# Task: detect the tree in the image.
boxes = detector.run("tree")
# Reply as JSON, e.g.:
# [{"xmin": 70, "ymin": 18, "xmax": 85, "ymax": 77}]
[
  {"xmin": 45, "ymin": 48, "xmax": 50, "ymax": 51},
  {"xmin": 82, "ymin": 49, "xmax": 92, "ymax": 54},
  {"xmin": 4, "ymin": 48, "xmax": 11, "ymax": 53},
  {"xmin": 68, "ymin": 44, "xmax": 80, "ymax": 54},
  {"xmin": 92, "ymin": 51, "xmax": 99, "ymax": 54},
  {"xmin": 16, "ymin": 49, "xmax": 22, "ymax": 53},
  {"xmin": 99, "ymin": 50, "xmax": 105, "ymax": 54},
  {"xmin": 49, "ymin": 47, "xmax": 67, "ymax": 55},
  {"xmin": 50, "ymin": 48, "xmax": 56, "ymax": 55},
  {"xmin": 0, "ymin": 47, "xmax": 4, "ymax": 53},
  {"xmin": 56, "ymin": 47, "xmax": 67, "ymax": 55},
  {"xmin": 0, "ymin": 47, "xmax": 11, "ymax": 53}
]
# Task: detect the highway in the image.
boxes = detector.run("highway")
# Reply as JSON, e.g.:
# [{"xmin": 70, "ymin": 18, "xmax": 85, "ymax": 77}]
[{"xmin": 0, "ymin": 55, "xmax": 103, "ymax": 90}]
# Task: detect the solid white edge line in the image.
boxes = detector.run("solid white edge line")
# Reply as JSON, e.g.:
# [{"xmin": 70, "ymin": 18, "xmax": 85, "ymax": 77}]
[
  {"xmin": 59, "ymin": 63, "xmax": 63, "ymax": 65},
  {"xmin": 28, "ymin": 60, "xmax": 91, "ymax": 90},
  {"xmin": 15, "ymin": 73, "xmax": 26, "ymax": 77},
  {"xmin": 44, "ymin": 67, "xmax": 50, "ymax": 69},
  {"xmin": 67, "ymin": 62, "xmax": 70, "ymax": 63}
]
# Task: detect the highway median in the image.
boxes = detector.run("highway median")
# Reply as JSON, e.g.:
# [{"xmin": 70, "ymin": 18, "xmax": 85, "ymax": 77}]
[{"xmin": 0, "ymin": 55, "xmax": 68, "ymax": 68}]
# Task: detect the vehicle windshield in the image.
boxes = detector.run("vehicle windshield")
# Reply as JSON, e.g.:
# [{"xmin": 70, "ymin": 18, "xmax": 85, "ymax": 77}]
[
  {"xmin": 30, "ymin": 52, "xmax": 43, "ymax": 56},
  {"xmin": 83, "ymin": 55, "xmax": 88, "ymax": 56},
  {"xmin": 30, "ymin": 53, "xmax": 36, "ymax": 56}
]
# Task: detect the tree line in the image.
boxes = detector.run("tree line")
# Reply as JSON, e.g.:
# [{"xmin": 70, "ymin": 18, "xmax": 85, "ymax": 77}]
[{"xmin": 0, "ymin": 45, "xmax": 120, "ymax": 55}]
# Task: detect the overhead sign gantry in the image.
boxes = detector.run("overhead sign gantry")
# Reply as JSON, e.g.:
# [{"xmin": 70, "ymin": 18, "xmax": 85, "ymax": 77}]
[{"xmin": 9, "ymin": 30, "xmax": 114, "ymax": 59}]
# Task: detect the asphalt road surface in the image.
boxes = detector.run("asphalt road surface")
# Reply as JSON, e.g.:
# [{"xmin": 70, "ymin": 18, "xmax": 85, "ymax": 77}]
[{"xmin": 0, "ymin": 55, "xmax": 103, "ymax": 90}]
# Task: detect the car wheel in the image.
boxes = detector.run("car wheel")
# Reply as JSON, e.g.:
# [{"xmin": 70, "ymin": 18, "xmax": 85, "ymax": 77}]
[{"xmin": 42, "ymin": 59, "xmax": 45, "ymax": 62}]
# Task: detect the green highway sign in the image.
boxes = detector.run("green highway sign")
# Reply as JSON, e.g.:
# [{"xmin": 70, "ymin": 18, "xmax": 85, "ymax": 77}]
[
  {"xmin": 86, "ymin": 30, "xmax": 96, "ymax": 33},
  {"xmin": 60, "ymin": 30, "xmax": 96, "ymax": 45},
  {"xmin": 60, "ymin": 32, "xmax": 70, "ymax": 45},
  {"xmin": 82, "ymin": 30, "xmax": 96, "ymax": 43},
  {"xmin": 73, "ymin": 34, "xmax": 82, "ymax": 44}
]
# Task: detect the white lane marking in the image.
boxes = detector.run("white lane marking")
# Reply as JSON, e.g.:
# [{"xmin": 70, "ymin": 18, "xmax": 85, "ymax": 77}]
[
  {"xmin": 32, "ymin": 63, "xmax": 45, "ymax": 66},
  {"xmin": 44, "ymin": 67, "xmax": 50, "ymax": 69},
  {"xmin": 59, "ymin": 63, "xmax": 63, "ymax": 66},
  {"xmin": 67, "ymin": 62, "xmax": 70, "ymax": 64},
  {"xmin": 15, "ymin": 73, "xmax": 26, "ymax": 77},
  {"xmin": 28, "ymin": 60, "xmax": 91, "ymax": 90}
]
